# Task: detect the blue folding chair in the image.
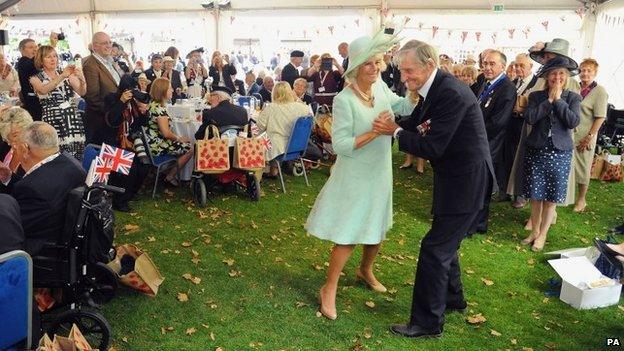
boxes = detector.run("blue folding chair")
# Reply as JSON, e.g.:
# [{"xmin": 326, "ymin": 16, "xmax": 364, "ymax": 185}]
[
  {"xmin": 274, "ymin": 115, "xmax": 314, "ymax": 193},
  {"xmin": 0, "ymin": 250, "xmax": 32, "ymax": 350},
  {"xmin": 237, "ymin": 96, "xmax": 252, "ymax": 106},
  {"xmin": 140, "ymin": 127, "xmax": 178, "ymax": 198},
  {"xmin": 82, "ymin": 143, "xmax": 101, "ymax": 171}
]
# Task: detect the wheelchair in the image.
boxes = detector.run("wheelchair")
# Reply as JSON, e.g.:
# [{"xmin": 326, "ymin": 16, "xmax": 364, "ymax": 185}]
[
  {"xmin": 191, "ymin": 124, "xmax": 261, "ymax": 207},
  {"xmin": 31, "ymin": 183, "xmax": 125, "ymax": 351}
]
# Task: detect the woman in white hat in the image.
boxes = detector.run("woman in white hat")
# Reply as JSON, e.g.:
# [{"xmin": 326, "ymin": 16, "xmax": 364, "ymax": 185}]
[{"xmin": 306, "ymin": 26, "xmax": 418, "ymax": 320}]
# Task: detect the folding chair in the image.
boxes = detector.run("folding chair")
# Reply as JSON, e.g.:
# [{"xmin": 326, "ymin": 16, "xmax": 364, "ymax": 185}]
[
  {"xmin": 140, "ymin": 127, "xmax": 178, "ymax": 198},
  {"xmin": 0, "ymin": 250, "xmax": 32, "ymax": 350},
  {"xmin": 274, "ymin": 115, "xmax": 314, "ymax": 193},
  {"xmin": 82, "ymin": 143, "xmax": 101, "ymax": 171},
  {"xmin": 609, "ymin": 107, "xmax": 624, "ymax": 140}
]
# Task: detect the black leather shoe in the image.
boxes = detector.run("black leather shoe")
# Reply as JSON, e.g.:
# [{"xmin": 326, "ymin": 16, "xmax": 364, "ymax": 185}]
[
  {"xmin": 445, "ymin": 301, "xmax": 467, "ymax": 313},
  {"xmin": 389, "ymin": 324, "xmax": 442, "ymax": 338}
]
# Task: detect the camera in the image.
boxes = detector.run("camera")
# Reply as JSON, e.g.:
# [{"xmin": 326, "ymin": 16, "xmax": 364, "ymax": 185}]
[
  {"xmin": 57, "ymin": 32, "xmax": 66, "ymax": 41},
  {"xmin": 321, "ymin": 57, "xmax": 332, "ymax": 71},
  {"xmin": 132, "ymin": 89, "xmax": 150, "ymax": 104},
  {"xmin": 384, "ymin": 27, "xmax": 395, "ymax": 35},
  {"xmin": 59, "ymin": 52, "xmax": 72, "ymax": 62}
]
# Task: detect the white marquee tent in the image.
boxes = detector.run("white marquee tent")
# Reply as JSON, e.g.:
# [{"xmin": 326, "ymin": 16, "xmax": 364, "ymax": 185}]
[{"xmin": 1, "ymin": 0, "xmax": 622, "ymax": 106}]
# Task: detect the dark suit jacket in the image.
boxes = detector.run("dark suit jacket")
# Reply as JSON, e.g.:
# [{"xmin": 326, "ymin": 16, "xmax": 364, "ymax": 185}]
[
  {"xmin": 16, "ymin": 57, "xmax": 42, "ymax": 121},
  {"xmin": 234, "ymin": 80, "xmax": 246, "ymax": 96},
  {"xmin": 0, "ymin": 194, "xmax": 24, "ymax": 254},
  {"xmin": 143, "ymin": 68, "xmax": 161, "ymax": 87},
  {"xmin": 209, "ymin": 64, "xmax": 237, "ymax": 92},
  {"xmin": 479, "ymin": 75, "xmax": 517, "ymax": 163},
  {"xmin": 525, "ymin": 90, "xmax": 581, "ymax": 151},
  {"xmin": 281, "ymin": 63, "xmax": 300, "ymax": 88},
  {"xmin": 195, "ymin": 101, "xmax": 249, "ymax": 140},
  {"xmin": 163, "ymin": 69, "xmax": 184, "ymax": 100},
  {"xmin": 11, "ymin": 154, "xmax": 86, "ymax": 254},
  {"xmin": 342, "ymin": 57, "xmax": 349, "ymax": 71},
  {"xmin": 397, "ymin": 70, "xmax": 494, "ymax": 215},
  {"xmin": 83, "ymin": 55, "xmax": 119, "ymax": 145},
  {"xmin": 258, "ymin": 87, "xmax": 272, "ymax": 103}
]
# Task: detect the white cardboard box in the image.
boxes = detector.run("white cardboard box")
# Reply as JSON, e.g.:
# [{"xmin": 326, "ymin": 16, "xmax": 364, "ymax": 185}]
[
  {"xmin": 545, "ymin": 246, "xmax": 600, "ymax": 264},
  {"xmin": 548, "ymin": 256, "xmax": 622, "ymax": 309}
]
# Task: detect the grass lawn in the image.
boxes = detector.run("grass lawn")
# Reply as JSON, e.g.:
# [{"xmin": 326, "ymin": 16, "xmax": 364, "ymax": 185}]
[{"xmin": 103, "ymin": 147, "xmax": 624, "ymax": 351}]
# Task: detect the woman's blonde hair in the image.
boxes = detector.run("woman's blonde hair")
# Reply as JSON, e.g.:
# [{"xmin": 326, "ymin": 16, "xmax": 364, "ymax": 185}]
[
  {"xmin": 34, "ymin": 45, "xmax": 57, "ymax": 70},
  {"xmin": 0, "ymin": 107, "xmax": 34, "ymax": 140},
  {"xmin": 345, "ymin": 53, "xmax": 386, "ymax": 84},
  {"xmin": 461, "ymin": 65, "xmax": 478, "ymax": 82},
  {"xmin": 272, "ymin": 81, "xmax": 296, "ymax": 104},
  {"xmin": 150, "ymin": 77, "xmax": 171, "ymax": 103}
]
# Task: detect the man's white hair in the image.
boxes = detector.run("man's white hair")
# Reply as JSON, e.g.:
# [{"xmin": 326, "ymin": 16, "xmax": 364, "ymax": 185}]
[{"xmin": 23, "ymin": 121, "xmax": 59, "ymax": 151}]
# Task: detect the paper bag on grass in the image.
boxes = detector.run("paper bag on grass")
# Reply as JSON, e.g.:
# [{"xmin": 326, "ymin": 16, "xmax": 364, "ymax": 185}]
[{"xmin": 107, "ymin": 244, "xmax": 164, "ymax": 296}]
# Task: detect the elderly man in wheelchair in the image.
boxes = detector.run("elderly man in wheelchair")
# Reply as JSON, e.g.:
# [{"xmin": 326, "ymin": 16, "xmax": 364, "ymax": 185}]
[{"xmin": 0, "ymin": 122, "xmax": 121, "ymax": 350}]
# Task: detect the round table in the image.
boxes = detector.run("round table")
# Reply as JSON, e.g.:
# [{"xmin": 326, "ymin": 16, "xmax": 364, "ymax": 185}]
[{"xmin": 170, "ymin": 119, "xmax": 203, "ymax": 181}]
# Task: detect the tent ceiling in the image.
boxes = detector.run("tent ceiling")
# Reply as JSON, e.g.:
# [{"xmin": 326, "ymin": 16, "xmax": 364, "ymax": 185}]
[{"xmin": 6, "ymin": 0, "xmax": 586, "ymax": 15}]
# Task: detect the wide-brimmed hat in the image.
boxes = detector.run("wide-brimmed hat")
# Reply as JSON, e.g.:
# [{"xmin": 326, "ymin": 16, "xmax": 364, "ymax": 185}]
[
  {"xmin": 528, "ymin": 38, "xmax": 577, "ymax": 68},
  {"xmin": 343, "ymin": 22, "xmax": 403, "ymax": 78},
  {"xmin": 186, "ymin": 47, "xmax": 204, "ymax": 59},
  {"xmin": 535, "ymin": 55, "xmax": 579, "ymax": 78}
]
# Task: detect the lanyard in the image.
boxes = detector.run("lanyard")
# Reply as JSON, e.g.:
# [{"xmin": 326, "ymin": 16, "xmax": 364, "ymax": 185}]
[{"xmin": 478, "ymin": 75, "xmax": 505, "ymax": 104}]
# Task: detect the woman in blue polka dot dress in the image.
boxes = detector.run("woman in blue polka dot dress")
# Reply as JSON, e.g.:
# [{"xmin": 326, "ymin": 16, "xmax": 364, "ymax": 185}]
[{"xmin": 522, "ymin": 56, "xmax": 581, "ymax": 252}]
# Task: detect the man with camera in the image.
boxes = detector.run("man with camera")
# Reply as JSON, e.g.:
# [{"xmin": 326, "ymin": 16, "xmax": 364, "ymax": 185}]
[{"xmin": 83, "ymin": 31, "xmax": 121, "ymax": 145}]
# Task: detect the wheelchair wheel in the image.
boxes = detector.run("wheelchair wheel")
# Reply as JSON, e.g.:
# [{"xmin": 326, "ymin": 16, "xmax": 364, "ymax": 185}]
[
  {"xmin": 192, "ymin": 178, "xmax": 207, "ymax": 207},
  {"xmin": 309, "ymin": 160, "xmax": 321, "ymax": 170},
  {"xmin": 292, "ymin": 161, "xmax": 305, "ymax": 177},
  {"xmin": 246, "ymin": 174, "xmax": 261, "ymax": 201},
  {"xmin": 85, "ymin": 262, "xmax": 118, "ymax": 305},
  {"xmin": 48, "ymin": 309, "xmax": 111, "ymax": 351}
]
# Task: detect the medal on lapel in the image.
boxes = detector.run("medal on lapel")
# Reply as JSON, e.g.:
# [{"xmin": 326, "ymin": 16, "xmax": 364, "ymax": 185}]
[{"xmin": 485, "ymin": 97, "xmax": 492, "ymax": 108}]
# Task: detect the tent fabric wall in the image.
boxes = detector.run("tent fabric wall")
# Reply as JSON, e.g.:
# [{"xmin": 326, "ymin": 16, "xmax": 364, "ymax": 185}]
[{"xmin": 592, "ymin": 2, "xmax": 624, "ymax": 108}]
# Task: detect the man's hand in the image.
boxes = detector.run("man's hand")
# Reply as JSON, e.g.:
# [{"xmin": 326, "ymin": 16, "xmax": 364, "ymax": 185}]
[
  {"xmin": 576, "ymin": 134, "xmax": 593, "ymax": 152},
  {"xmin": 372, "ymin": 110, "xmax": 399, "ymax": 135},
  {"xmin": 120, "ymin": 90, "xmax": 133, "ymax": 103}
]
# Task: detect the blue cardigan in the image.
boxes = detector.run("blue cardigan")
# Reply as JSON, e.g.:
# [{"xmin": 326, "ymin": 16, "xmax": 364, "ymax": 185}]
[{"xmin": 524, "ymin": 89, "xmax": 581, "ymax": 151}]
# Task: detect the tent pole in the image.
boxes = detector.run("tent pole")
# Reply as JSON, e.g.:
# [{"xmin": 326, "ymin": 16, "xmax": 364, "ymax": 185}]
[{"xmin": 214, "ymin": 8, "xmax": 220, "ymax": 51}]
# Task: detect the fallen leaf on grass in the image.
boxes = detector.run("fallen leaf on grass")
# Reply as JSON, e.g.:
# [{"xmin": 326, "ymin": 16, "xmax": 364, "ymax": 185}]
[
  {"xmin": 522, "ymin": 348, "xmax": 534, "ymax": 351},
  {"xmin": 481, "ymin": 278, "xmax": 494, "ymax": 286},
  {"xmin": 177, "ymin": 292, "xmax": 189, "ymax": 302},
  {"xmin": 181, "ymin": 241, "xmax": 192, "ymax": 247},
  {"xmin": 210, "ymin": 332, "xmax": 216, "ymax": 341},
  {"xmin": 228, "ymin": 270, "xmax": 240, "ymax": 277},
  {"xmin": 251, "ymin": 221, "xmax": 259, "ymax": 229},
  {"xmin": 295, "ymin": 301, "xmax": 309, "ymax": 308},
  {"xmin": 617, "ymin": 305, "xmax": 624, "ymax": 312},
  {"xmin": 511, "ymin": 339, "xmax": 518, "ymax": 345},
  {"xmin": 147, "ymin": 236, "xmax": 156, "ymax": 242},
  {"xmin": 186, "ymin": 327, "xmax": 196, "ymax": 335},
  {"xmin": 222, "ymin": 258, "xmax": 235, "ymax": 266},
  {"xmin": 465, "ymin": 269, "xmax": 475, "ymax": 275},
  {"xmin": 161, "ymin": 326, "xmax": 174, "ymax": 334},
  {"xmin": 542, "ymin": 297, "xmax": 549, "ymax": 304},
  {"xmin": 580, "ymin": 237, "xmax": 589, "ymax": 244},
  {"xmin": 490, "ymin": 329, "xmax": 502, "ymax": 337},
  {"xmin": 545, "ymin": 343, "xmax": 557, "ymax": 350},
  {"xmin": 363, "ymin": 329, "xmax": 373, "ymax": 339},
  {"xmin": 124, "ymin": 224, "xmax": 140, "ymax": 233},
  {"xmin": 466, "ymin": 313, "xmax": 487, "ymax": 324},
  {"xmin": 527, "ymin": 258, "xmax": 536, "ymax": 266},
  {"xmin": 215, "ymin": 347, "xmax": 223, "ymax": 351},
  {"xmin": 365, "ymin": 301, "xmax": 375, "ymax": 308}
]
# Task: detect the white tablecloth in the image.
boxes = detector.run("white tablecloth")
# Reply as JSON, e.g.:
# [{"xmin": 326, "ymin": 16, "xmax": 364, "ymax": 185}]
[
  {"xmin": 171, "ymin": 119, "xmax": 203, "ymax": 181},
  {"xmin": 167, "ymin": 104, "xmax": 196, "ymax": 121}
]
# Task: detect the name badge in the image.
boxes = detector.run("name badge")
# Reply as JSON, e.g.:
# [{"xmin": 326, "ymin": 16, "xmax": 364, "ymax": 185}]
[
  {"xmin": 318, "ymin": 86, "xmax": 326, "ymax": 93},
  {"xmin": 59, "ymin": 101, "xmax": 71, "ymax": 109}
]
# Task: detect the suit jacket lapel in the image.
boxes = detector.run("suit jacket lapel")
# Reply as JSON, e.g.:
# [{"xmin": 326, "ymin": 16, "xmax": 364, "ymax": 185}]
[{"xmin": 93, "ymin": 57, "xmax": 117, "ymax": 87}]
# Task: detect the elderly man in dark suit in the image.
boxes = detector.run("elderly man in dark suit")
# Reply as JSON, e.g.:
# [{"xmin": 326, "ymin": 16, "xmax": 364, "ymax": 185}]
[
  {"xmin": 373, "ymin": 39, "xmax": 494, "ymax": 339},
  {"xmin": 0, "ymin": 194, "xmax": 24, "ymax": 254},
  {"xmin": 0, "ymin": 122, "xmax": 85, "ymax": 255},
  {"xmin": 477, "ymin": 50, "xmax": 517, "ymax": 205},
  {"xmin": 195, "ymin": 86, "xmax": 248, "ymax": 140},
  {"xmin": 83, "ymin": 32, "xmax": 121, "ymax": 145},
  {"xmin": 281, "ymin": 50, "xmax": 304, "ymax": 88}
]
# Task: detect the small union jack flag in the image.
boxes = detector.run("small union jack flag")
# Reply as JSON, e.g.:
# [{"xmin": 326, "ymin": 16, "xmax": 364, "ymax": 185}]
[
  {"xmin": 93, "ymin": 156, "xmax": 113, "ymax": 183},
  {"xmin": 257, "ymin": 132, "xmax": 272, "ymax": 151},
  {"xmin": 100, "ymin": 143, "xmax": 135, "ymax": 175}
]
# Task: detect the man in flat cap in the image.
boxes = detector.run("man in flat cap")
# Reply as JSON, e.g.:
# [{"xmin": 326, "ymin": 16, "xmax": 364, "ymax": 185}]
[
  {"xmin": 281, "ymin": 50, "xmax": 304, "ymax": 88},
  {"xmin": 195, "ymin": 86, "xmax": 248, "ymax": 140}
]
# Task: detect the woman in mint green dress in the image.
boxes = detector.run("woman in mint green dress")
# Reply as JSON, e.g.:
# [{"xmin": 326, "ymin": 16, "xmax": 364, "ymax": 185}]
[{"xmin": 306, "ymin": 31, "xmax": 418, "ymax": 320}]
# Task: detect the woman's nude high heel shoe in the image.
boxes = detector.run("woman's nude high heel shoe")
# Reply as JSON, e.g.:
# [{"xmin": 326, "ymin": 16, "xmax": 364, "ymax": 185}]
[{"xmin": 355, "ymin": 268, "xmax": 387, "ymax": 293}]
